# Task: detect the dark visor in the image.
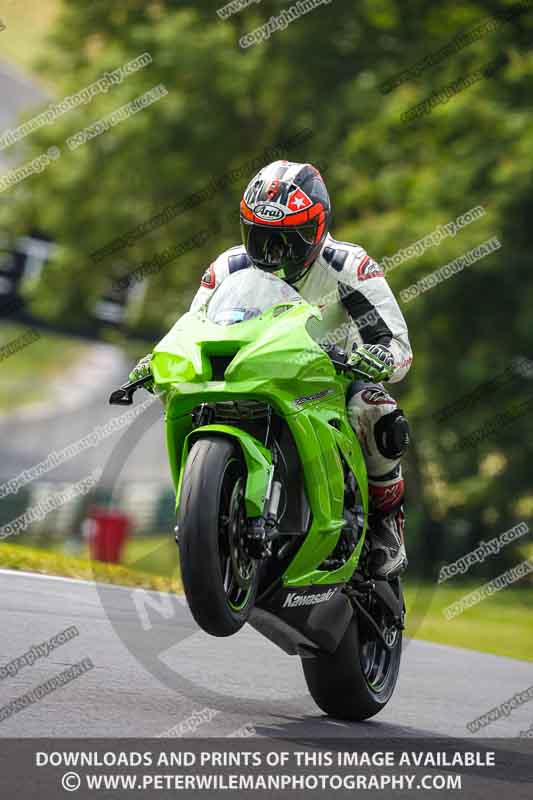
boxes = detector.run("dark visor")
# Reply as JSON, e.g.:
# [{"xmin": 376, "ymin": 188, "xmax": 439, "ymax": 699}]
[{"xmin": 241, "ymin": 220, "xmax": 317, "ymax": 270}]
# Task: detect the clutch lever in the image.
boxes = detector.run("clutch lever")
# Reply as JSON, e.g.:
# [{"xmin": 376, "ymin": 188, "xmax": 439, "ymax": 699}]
[{"xmin": 109, "ymin": 375, "xmax": 152, "ymax": 406}]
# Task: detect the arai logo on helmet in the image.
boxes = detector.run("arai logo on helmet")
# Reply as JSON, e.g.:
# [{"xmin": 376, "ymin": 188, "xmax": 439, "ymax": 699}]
[{"xmin": 254, "ymin": 203, "xmax": 285, "ymax": 221}]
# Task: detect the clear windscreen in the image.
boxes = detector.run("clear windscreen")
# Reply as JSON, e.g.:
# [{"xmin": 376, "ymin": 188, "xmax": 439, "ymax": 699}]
[{"xmin": 206, "ymin": 268, "xmax": 302, "ymax": 326}]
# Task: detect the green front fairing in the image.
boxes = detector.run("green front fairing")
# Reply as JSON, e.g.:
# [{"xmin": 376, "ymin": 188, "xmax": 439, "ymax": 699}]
[{"xmin": 152, "ymin": 302, "xmax": 368, "ymax": 589}]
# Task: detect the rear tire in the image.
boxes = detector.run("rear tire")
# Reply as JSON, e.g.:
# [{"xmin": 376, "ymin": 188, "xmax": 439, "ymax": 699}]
[
  {"xmin": 301, "ymin": 609, "xmax": 402, "ymax": 721},
  {"xmin": 178, "ymin": 436, "xmax": 259, "ymax": 637}
]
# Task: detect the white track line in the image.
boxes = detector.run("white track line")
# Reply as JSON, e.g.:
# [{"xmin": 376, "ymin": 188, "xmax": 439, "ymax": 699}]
[{"xmin": 0, "ymin": 567, "xmax": 184, "ymax": 597}]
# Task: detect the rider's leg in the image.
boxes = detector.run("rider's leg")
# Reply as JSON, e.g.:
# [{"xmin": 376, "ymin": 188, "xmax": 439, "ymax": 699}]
[{"xmin": 347, "ymin": 381, "xmax": 410, "ymax": 578}]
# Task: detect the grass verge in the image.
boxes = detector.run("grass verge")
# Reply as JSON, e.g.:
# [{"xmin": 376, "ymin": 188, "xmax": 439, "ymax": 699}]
[
  {"xmin": 0, "ymin": 542, "xmax": 182, "ymax": 593},
  {"xmin": 404, "ymin": 580, "xmax": 533, "ymax": 662},
  {"xmin": 33, "ymin": 535, "xmax": 179, "ymax": 578}
]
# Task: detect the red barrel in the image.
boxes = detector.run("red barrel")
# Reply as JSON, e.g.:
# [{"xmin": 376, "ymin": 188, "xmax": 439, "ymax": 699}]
[{"xmin": 85, "ymin": 506, "xmax": 130, "ymax": 564}]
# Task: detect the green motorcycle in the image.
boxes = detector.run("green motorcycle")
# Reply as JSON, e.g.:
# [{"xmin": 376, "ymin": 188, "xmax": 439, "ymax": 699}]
[{"xmin": 110, "ymin": 269, "xmax": 405, "ymax": 721}]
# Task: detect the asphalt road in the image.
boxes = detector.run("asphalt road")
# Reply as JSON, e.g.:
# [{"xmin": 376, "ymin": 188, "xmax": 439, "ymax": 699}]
[
  {"xmin": 0, "ymin": 569, "xmax": 531, "ymax": 740},
  {"xmin": 0, "ymin": 59, "xmax": 46, "ymax": 171}
]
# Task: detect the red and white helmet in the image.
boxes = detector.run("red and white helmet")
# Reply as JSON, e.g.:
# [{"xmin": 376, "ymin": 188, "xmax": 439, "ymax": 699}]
[{"xmin": 240, "ymin": 161, "xmax": 332, "ymax": 283}]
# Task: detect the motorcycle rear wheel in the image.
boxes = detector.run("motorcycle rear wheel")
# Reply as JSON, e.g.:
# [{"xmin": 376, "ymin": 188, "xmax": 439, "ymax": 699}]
[
  {"xmin": 178, "ymin": 436, "xmax": 259, "ymax": 637},
  {"xmin": 301, "ymin": 600, "xmax": 402, "ymax": 721}
]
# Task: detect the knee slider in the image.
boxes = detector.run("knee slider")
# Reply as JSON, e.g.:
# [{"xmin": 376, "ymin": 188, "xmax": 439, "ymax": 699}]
[{"xmin": 374, "ymin": 409, "xmax": 410, "ymax": 460}]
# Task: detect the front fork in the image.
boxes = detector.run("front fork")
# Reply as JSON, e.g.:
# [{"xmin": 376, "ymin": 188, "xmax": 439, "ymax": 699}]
[{"xmin": 245, "ymin": 457, "xmax": 283, "ymax": 559}]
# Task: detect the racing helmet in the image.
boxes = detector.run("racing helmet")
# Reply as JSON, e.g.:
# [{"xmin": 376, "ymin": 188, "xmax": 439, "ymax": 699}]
[{"xmin": 240, "ymin": 160, "xmax": 331, "ymax": 284}]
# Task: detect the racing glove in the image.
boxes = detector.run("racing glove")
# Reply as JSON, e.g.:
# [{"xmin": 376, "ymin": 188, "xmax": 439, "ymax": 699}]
[
  {"xmin": 348, "ymin": 344, "xmax": 395, "ymax": 382},
  {"xmin": 128, "ymin": 353, "xmax": 155, "ymax": 393}
]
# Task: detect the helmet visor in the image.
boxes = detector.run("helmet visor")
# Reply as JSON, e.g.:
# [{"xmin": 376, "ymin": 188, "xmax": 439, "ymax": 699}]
[{"xmin": 240, "ymin": 220, "xmax": 317, "ymax": 272}]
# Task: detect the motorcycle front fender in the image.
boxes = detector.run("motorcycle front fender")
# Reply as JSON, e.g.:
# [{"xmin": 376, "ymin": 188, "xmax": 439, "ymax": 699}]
[{"xmin": 175, "ymin": 424, "xmax": 273, "ymax": 518}]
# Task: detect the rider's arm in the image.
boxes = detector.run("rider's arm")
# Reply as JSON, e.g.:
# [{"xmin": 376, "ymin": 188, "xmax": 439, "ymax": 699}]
[
  {"xmin": 336, "ymin": 249, "xmax": 413, "ymax": 383},
  {"xmin": 189, "ymin": 261, "xmax": 219, "ymax": 312}
]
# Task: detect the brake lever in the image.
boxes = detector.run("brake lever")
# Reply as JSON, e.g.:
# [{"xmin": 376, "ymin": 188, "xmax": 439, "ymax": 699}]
[
  {"xmin": 109, "ymin": 375, "xmax": 152, "ymax": 405},
  {"xmin": 320, "ymin": 345, "xmax": 371, "ymax": 379},
  {"xmin": 321, "ymin": 344, "xmax": 351, "ymax": 373},
  {"xmin": 350, "ymin": 367, "xmax": 372, "ymax": 380}
]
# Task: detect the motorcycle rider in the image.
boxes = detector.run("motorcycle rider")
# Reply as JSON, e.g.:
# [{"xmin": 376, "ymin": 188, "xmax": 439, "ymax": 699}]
[{"xmin": 131, "ymin": 161, "xmax": 412, "ymax": 578}]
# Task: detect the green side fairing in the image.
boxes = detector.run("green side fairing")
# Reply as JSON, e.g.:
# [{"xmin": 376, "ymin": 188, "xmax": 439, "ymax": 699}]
[{"xmin": 152, "ymin": 301, "xmax": 368, "ymax": 589}]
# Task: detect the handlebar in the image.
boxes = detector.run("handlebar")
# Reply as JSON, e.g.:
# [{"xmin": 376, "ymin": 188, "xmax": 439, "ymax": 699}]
[
  {"xmin": 109, "ymin": 375, "xmax": 152, "ymax": 406},
  {"xmin": 110, "ymin": 346, "xmax": 368, "ymax": 407},
  {"xmin": 320, "ymin": 344, "xmax": 368, "ymax": 380}
]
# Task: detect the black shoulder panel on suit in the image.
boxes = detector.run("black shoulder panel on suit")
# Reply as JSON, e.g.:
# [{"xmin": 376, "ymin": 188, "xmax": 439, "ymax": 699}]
[
  {"xmin": 323, "ymin": 247, "xmax": 349, "ymax": 272},
  {"xmin": 228, "ymin": 253, "xmax": 252, "ymax": 273}
]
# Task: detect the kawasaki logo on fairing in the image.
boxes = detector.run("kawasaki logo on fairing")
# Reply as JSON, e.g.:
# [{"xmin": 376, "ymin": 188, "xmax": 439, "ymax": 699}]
[
  {"xmin": 293, "ymin": 388, "xmax": 335, "ymax": 407},
  {"xmin": 282, "ymin": 588, "xmax": 337, "ymax": 608}
]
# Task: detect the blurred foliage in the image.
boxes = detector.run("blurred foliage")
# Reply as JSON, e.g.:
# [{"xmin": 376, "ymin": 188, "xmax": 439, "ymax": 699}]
[{"xmin": 1, "ymin": 0, "xmax": 533, "ymax": 567}]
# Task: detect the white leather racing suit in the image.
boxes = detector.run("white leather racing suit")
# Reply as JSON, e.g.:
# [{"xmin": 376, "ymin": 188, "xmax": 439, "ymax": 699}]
[{"xmin": 190, "ymin": 233, "xmax": 413, "ymax": 515}]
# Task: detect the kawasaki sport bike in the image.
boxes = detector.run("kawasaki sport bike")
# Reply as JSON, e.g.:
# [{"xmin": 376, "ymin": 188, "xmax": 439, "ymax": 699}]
[{"xmin": 110, "ymin": 269, "xmax": 405, "ymax": 720}]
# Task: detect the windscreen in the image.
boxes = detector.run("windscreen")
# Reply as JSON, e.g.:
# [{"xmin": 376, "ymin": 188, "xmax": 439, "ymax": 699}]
[{"xmin": 206, "ymin": 268, "xmax": 302, "ymax": 326}]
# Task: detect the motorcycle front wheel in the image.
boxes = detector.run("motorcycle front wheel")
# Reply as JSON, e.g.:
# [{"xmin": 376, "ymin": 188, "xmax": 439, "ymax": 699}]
[{"xmin": 177, "ymin": 436, "xmax": 259, "ymax": 637}]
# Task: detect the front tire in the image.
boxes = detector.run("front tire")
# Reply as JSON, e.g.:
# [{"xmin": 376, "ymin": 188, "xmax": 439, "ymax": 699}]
[
  {"xmin": 301, "ymin": 606, "xmax": 402, "ymax": 721},
  {"xmin": 178, "ymin": 437, "xmax": 259, "ymax": 637}
]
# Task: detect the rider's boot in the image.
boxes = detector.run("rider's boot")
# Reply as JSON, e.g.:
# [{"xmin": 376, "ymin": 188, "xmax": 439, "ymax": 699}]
[{"xmin": 366, "ymin": 467, "xmax": 407, "ymax": 579}]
